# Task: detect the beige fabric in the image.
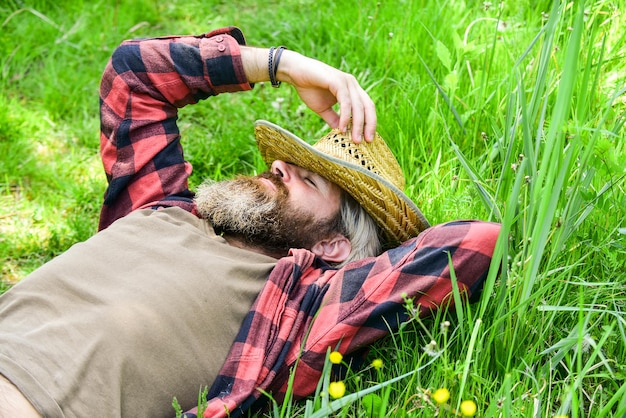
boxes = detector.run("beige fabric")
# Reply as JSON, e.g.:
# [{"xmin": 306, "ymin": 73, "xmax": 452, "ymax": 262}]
[{"xmin": 0, "ymin": 207, "xmax": 276, "ymax": 417}]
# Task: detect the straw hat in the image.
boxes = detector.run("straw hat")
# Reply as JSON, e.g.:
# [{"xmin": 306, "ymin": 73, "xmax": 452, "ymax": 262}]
[{"xmin": 254, "ymin": 120, "xmax": 429, "ymax": 245}]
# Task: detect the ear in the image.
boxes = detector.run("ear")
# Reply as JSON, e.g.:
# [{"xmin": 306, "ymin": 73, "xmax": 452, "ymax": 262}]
[{"xmin": 310, "ymin": 234, "xmax": 352, "ymax": 263}]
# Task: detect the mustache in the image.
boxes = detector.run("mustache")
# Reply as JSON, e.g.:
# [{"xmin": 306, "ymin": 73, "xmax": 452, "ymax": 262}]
[{"xmin": 256, "ymin": 171, "xmax": 287, "ymax": 194}]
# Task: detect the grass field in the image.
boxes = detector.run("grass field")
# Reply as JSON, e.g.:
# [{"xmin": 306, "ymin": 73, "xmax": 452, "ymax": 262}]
[{"xmin": 1, "ymin": 0, "xmax": 625, "ymax": 416}]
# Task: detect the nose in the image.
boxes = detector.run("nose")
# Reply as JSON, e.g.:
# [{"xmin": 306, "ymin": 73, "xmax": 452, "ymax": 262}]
[{"xmin": 271, "ymin": 160, "xmax": 296, "ymax": 183}]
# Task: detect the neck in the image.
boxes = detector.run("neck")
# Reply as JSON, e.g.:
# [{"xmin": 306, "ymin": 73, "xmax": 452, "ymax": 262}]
[{"xmin": 221, "ymin": 233, "xmax": 287, "ymax": 259}]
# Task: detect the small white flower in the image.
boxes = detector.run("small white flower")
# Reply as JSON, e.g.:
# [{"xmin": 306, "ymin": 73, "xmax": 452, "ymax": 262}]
[
  {"xmin": 423, "ymin": 340, "xmax": 439, "ymax": 356},
  {"xmin": 271, "ymin": 97, "xmax": 285, "ymax": 110},
  {"xmin": 440, "ymin": 321, "xmax": 451, "ymax": 333}
]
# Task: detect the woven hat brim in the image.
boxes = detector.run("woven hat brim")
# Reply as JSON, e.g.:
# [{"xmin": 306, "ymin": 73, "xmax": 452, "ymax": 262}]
[{"xmin": 254, "ymin": 120, "xmax": 430, "ymax": 244}]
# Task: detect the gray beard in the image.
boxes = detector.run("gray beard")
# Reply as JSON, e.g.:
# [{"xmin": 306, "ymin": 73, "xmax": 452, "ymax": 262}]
[{"xmin": 194, "ymin": 172, "xmax": 340, "ymax": 256}]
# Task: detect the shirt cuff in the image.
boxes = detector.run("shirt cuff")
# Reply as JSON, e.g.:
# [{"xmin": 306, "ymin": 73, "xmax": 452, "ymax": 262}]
[{"xmin": 201, "ymin": 27, "xmax": 253, "ymax": 93}]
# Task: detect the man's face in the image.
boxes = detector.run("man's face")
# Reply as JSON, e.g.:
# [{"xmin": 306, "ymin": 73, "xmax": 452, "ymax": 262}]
[
  {"xmin": 194, "ymin": 161, "xmax": 343, "ymax": 256},
  {"xmin": 266, "ymin": 160, "xmax": 342, "ymax": 221}
]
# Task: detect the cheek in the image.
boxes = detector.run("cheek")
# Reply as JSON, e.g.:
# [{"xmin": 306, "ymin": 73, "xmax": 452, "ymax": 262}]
[
  {"xmin": 288, "ymin": 190, "xmax": 326, "ymax": 217},
  {"xmin": 294, "ymin": 193, "xmax": 340, "ymax": 222}
]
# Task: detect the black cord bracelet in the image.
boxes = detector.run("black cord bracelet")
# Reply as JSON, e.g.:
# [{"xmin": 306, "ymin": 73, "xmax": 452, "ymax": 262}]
[{"xmin": 271, "ymin": 46, "xmax": 286, "ymax": 88}]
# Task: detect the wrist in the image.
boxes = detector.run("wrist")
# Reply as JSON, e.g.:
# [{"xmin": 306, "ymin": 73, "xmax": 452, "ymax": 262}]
[
  {"xmin": 274, "ymin": 49, "xmax": 298, "ymax": 85},
  {"xmin": 240, "ymin": 46, "xmax": 300, "ymax": 86},
  {"xmin": 268, "ymin": 46, "xmax": 287, "ymax": 87}
]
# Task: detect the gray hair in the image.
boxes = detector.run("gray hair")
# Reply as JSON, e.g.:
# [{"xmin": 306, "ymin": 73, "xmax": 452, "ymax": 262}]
[{"xmin": 335, "ymin": 192, "xmax": 384, "ymax": 266}]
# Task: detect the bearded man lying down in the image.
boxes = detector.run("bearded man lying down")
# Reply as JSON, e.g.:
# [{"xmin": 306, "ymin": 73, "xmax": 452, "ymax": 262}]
[{"xmin": 0, "ymin": 26, "xmax": 500, "ymax": 418}]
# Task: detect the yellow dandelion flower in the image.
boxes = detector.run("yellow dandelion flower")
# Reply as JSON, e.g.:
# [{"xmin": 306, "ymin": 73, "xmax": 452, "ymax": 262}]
[
  {"xmin": 329, "ymin": 351, "xmax": 343, "ymax": 364},
  {"xmin": 460, "ymin": 399, "xmax": 477, "ymax": 416},
  {"xmin": 432, "ymin": 388, "xmax": 450, "ymax": 404},
  {"xmin": 328, "ymin": 381, "xmax": 346, "ymax": 399},
  {"xmin": 371, "ymin": 358, "xmax": 383, "ymax": 370}
]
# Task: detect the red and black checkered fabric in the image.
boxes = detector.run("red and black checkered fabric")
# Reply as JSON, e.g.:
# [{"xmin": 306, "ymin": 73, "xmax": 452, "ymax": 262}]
[{"xmin": 98, "ymin": 26, "xmax": 251, "ymax": 230}]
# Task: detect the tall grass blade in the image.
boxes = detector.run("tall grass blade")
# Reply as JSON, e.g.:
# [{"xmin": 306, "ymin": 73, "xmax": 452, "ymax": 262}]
[{"xmin": 417, "ymin": 52, "xmax": 465, "ymax": 133}]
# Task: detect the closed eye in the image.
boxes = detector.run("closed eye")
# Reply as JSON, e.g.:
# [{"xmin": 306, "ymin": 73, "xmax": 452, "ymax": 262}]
[{"xmin": 304, "ymin": 177, "xmax": 316, "ymax": 187}]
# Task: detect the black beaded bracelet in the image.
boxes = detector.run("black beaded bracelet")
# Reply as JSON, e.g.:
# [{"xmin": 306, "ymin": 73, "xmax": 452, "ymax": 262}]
[
  {"xmin": 268, "ymin": 46, "xmax": 287, "ymax": 88},
  {"xmin": 268, "ymin": 46, "xmax": 277, "ymax": 86}
]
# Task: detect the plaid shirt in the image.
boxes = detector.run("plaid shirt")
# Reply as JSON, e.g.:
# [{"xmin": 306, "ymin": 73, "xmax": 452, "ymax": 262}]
[{"xmin": 98, "ymin": 28, "xmax": 500, "ymax": 418}]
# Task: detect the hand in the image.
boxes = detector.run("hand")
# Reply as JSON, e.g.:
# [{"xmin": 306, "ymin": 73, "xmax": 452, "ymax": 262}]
[
  {"xmin": 241, "ymin": 47, "xmax": 376, "ymax": 143},
  {"xmin": 278, "ymin": 50, "xmax": 376, "ymax": 143}
]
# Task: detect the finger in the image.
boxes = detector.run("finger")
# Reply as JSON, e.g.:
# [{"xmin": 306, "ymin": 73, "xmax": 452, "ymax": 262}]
[
  {"xmin": 351, "ymin": 83, "xmax": 376, "ymax": 142},
  {"xmin": 348, "ymin": 84, "xmax": 372, "ymax": 143},
  {"xmin": 335, "ymin": 84, "xmax": 364, "ymax": 143},
  {"xmin": 362, "ymin": 96, "xmax": 377, "ymax": 142},
  {"xmin": 334, "ymin": 75, "xmax": 375, "ymax": 143},
  {"xmin": 349, "ymin": 97, "xmax": 365, "ymax": 144},
  {"xmin": 336, "ymin": 89, "xmax": 352, "ymax": 135},
  {"xmin": 318, "ymin": 108, "xmax": 340, "ymax": 130}
]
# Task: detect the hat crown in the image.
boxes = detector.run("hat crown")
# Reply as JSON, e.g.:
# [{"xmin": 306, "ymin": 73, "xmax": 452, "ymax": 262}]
[{"xmin": 313, "ymin": 129, "xmax": 406, "ymax": 190}]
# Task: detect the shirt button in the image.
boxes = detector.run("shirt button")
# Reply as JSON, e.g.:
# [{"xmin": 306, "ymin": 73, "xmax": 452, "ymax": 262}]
[
  {"xmin": 217, "ymin": 44, "xmax": 226, "ymax": 52},
  {"xmin": 215, "ymin": 36, "xmax": 224, "ymax": 42}
]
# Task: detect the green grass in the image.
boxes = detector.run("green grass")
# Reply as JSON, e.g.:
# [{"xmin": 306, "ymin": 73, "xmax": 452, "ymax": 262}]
[{"xmin": 1, "ymin": 0, "xmax": 625, "ymax": 416}]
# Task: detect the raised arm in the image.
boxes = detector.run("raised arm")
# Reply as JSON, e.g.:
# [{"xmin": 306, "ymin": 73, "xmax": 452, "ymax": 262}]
[{"xmin": 98, "ymin": 27, "xmax": 251, "ymax": 230}]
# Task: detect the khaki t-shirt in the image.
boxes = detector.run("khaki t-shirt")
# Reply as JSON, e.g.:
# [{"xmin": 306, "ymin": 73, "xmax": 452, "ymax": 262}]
[{"xmin": 0, "ymin": 207, "xmax": 277, "ymax": 417}]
